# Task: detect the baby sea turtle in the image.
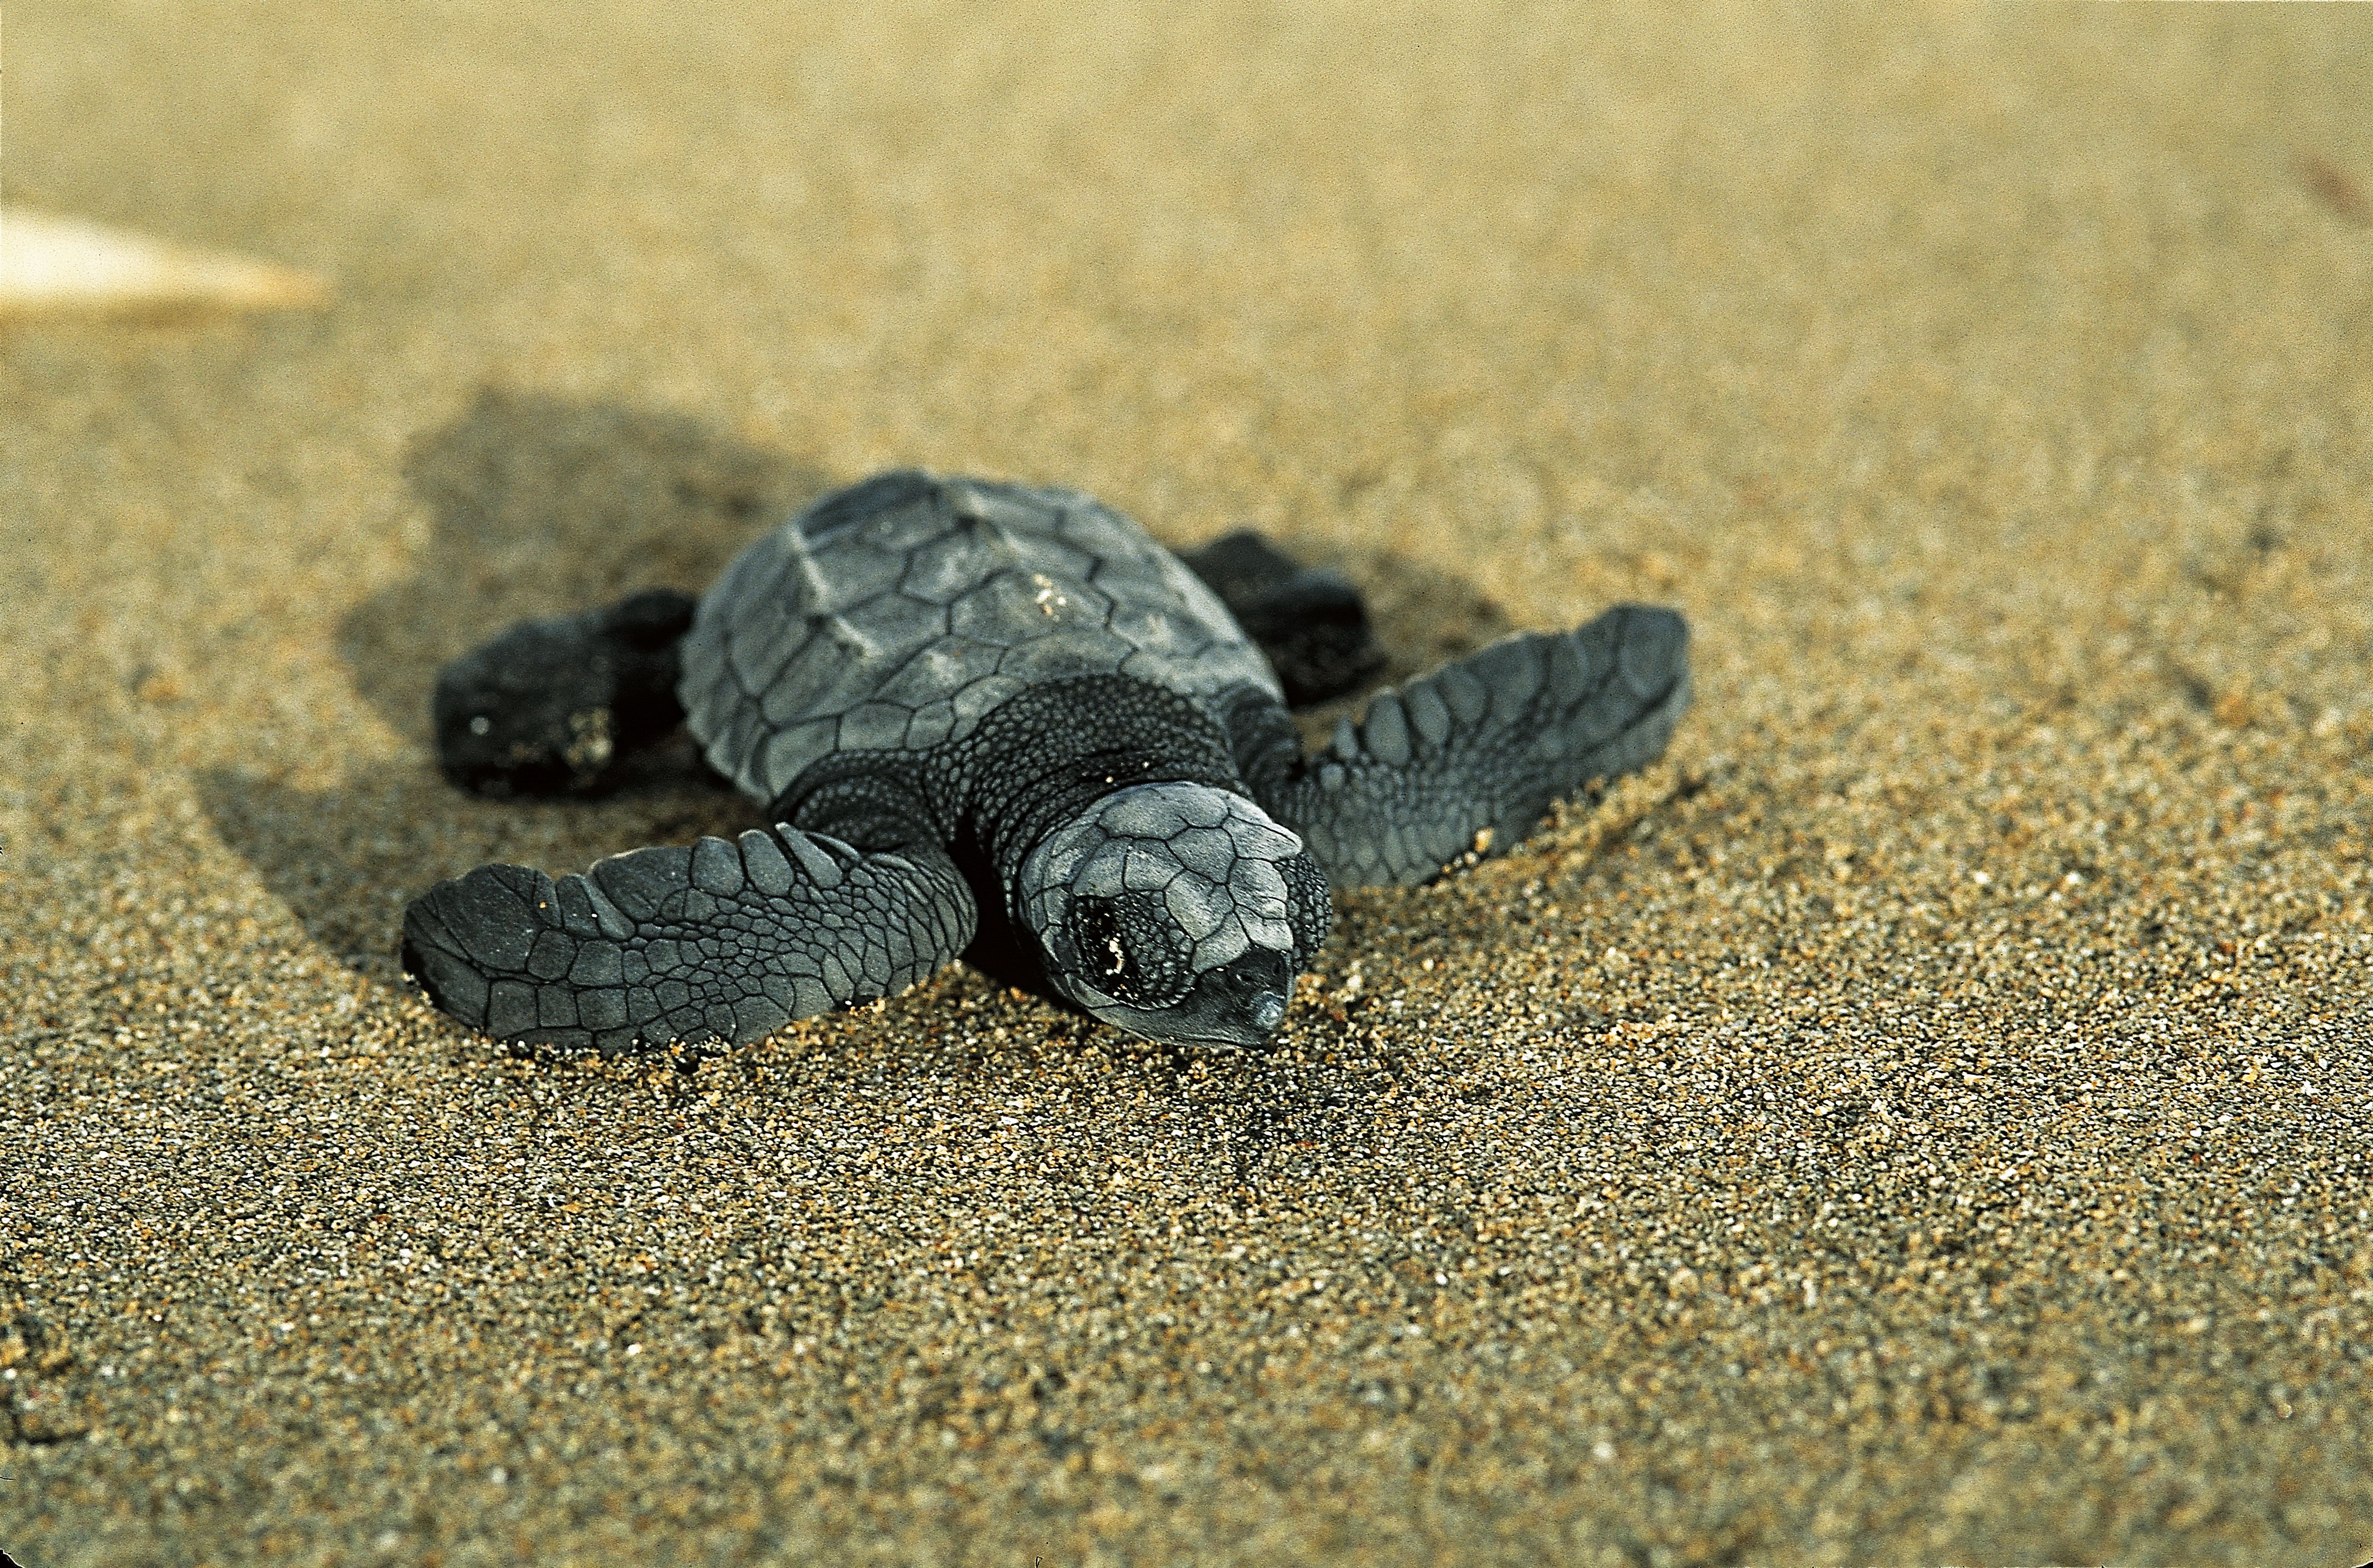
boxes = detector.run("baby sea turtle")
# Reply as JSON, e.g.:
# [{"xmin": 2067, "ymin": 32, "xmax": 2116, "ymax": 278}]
[{"xmin": 401, "ymin": 470, "xmax": 1689, "ymax": 1052}]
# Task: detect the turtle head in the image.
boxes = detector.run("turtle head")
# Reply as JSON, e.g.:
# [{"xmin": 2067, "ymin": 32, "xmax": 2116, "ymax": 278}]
[{"xmin": 1018, "ymin": 783, "xmax": 1330, "ymax": 1048}]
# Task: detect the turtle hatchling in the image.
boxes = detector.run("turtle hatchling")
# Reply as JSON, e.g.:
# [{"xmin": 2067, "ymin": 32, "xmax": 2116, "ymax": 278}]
[{"xmin": 401, "ymin": 469, "xmax": 1690, "ymax": 1052}]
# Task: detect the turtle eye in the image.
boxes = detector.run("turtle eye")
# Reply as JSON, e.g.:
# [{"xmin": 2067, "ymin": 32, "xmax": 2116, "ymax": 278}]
[{"xmin": 1067, "ymin": 895, "xmax": 1191, "ymax": 1009}]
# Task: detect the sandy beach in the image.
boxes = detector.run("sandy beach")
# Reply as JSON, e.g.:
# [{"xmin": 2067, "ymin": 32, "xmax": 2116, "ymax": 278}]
[{"xmin": 5, "ymin": 4, "xmax": 2371, "ymax": 1563}]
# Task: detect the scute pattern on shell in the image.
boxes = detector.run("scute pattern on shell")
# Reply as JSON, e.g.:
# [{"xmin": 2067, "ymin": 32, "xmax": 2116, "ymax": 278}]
[{"xmin": 679, "ymin": 470, "xmax": 1281, "ymax": 804}]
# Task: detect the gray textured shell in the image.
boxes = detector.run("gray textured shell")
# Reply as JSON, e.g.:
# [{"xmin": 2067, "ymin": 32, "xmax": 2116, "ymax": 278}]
[{"xmin": 678, "ymin": 470, "xmax": 1283, "ymax": 803}]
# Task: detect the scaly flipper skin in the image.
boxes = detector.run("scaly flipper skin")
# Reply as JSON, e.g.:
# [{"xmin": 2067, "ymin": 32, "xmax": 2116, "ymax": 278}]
[
  {"xmin": 1177, "ymin": 529, "xmax": 1384, "ymax": 707},
  {"xmin": 401, "ymin": 824, "xmax": 977, "ymax": 1054},
  {"xmin": 1233, "ymin": 605, "xmax": 1690, "ymax": 888},
  {"xmin": 433, "ymin": 588, "xmax": 698, "ymax": 797}
]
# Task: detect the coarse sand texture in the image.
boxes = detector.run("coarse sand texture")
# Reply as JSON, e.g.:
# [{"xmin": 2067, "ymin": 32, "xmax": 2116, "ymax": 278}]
[{"xmin": 5, "ymin": 4, "xmax": 2371, "ymax": 1565}]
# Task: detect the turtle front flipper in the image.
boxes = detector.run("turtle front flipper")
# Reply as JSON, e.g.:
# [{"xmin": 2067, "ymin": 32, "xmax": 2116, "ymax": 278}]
[
  {"xmin": 1237, "ymin": 605, "xmax": 1690, "ymax": 888},
  {"xmin": 401, "ymin": 827, "xmax": 977, "ymax": 1053},
  {"xmin": 432, "ymin": 588, "xmax": 699, "ymax": 797},
  {"xmin": 1178, "ymin": 530, "xmax": 1384, "ymax": 707}
]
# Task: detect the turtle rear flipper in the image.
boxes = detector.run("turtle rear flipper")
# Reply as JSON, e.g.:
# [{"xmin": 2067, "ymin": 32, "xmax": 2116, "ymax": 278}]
[
  {"xmin": 401, "ymin": 824, "xmax": 977, "ymax": 1054},
  {"xmin": 432, "ymin": 588, "xmax": 697, "ymax": 797},
  {"xmin": 1240, "ymin": 605, "xmax": 1690, "ymax": 888},
  {"xmin": 1179, "ymin": 529, "xmax": 1383, "ymax": 707}
]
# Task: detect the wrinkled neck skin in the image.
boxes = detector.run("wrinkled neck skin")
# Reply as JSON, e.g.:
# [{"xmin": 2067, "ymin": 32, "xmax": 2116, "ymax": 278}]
[
  {"xmin": 965, "ymin": 684, "xmax": 1251, "ymax": 909},
  {"xmin": 770, "ymin": 674, "xmax": 1251, "ymax": 879}
]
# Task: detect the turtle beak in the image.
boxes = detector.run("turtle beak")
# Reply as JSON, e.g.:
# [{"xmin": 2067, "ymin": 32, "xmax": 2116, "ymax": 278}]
[
  {"xmin": 1081, "ymin": 949, "xmax": 1297, "ymax": 1049},
  {"xmin": 1160, "ymin": 949, "xmax": 1297, "ymax": 1048},
  {"xmin": 1205, "ymin": 947, "xmax": 1296, "ymax": 1046}
]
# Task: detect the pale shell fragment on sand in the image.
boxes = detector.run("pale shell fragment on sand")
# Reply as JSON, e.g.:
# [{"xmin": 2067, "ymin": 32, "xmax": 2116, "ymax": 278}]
[{"xmin": 0, "ymin": 206, "xmax": 329, "ymax": 319}]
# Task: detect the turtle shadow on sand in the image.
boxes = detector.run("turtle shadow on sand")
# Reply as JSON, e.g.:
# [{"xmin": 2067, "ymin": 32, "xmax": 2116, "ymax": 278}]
[
  {"xmin": 201, "ymin": 389, "xmax": 1521, "ymax": 1028},
  {"xmin": 340, "ymin": 388, "xmax": 834, "ymax": 753},
  {"xmin": 205, "ymin": 389, "xmax": 830, "ymax": 985}
]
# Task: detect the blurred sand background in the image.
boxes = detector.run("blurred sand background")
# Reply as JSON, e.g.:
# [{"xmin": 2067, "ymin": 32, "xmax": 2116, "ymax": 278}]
[{"xmin": 5, "ymin": 4, "xmax": 2372, "ymax": 1564}]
